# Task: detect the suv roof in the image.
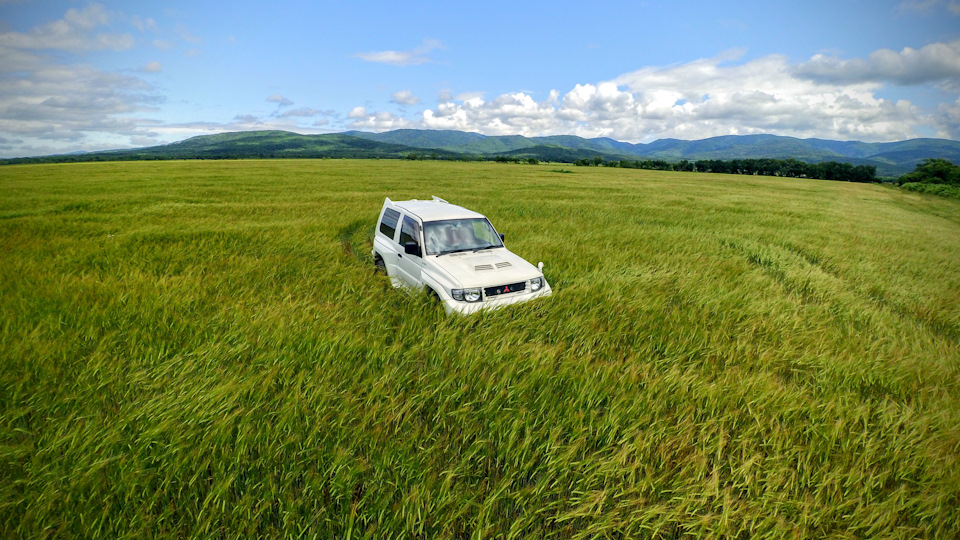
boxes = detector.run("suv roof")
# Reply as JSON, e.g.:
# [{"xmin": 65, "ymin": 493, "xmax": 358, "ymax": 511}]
[{"xmin": 389, "ymin": 197, "xmax": 485, "ymax": 222}]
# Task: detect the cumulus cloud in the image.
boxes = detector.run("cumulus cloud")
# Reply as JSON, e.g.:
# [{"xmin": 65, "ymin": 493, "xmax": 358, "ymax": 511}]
[
  {"xmin": 455, "ymin": 91, "xmax": 485, "ymax": 102},
  {"xmin": 410, "ymin": 48, "xmax": 941, "ymax": 142},
  {"xmin": 794, "ymin": 40, "xmax": 960, "ymax": 87},
  {"xmin": 423, "ymin": 92, "xmax": 560, "ymax": 135},
  {"xmin": 347, "ymin": 107, "xmax": 412, "ymax": 130},
  {"xmin": 353, "ymin": 38, "xmax": 443, "ymax": 66},
  {"xmin": 391, "ymin": 90, "xmax": 420, "ymax": 106}
]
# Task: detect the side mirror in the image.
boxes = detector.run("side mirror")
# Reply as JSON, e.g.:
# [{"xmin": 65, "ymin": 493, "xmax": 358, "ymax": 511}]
[
  {"xmin": 499, "ymin": 233, "xmax": 505, "ymax": 242},
  {"xmin": 403, "ymin": 241, "xmax": 421, "ymax": 257}
]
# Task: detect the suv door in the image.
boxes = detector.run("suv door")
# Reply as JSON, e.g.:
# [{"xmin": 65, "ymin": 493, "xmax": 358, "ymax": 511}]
[
  {"xmin": 395, "ymin": 214, "xmax": 423, "ymax": 288},
  {"xmin": 375, "ymin": 206, "xmax": 402, "ymax": 275}
]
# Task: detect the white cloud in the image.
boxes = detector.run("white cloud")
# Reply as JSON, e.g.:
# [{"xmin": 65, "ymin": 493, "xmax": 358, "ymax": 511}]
[
  {"xmin": 353, "ymin": 38, "xmax": 443, "ymax": 66},
  {"xmin": 0, "ymin": 3, "xmax": 134, "ymax": 52},
  {"xmin": 794, "ymin": 40, "xmax": 960, "ymax": 87},
  {"xmin": 936, "ymin": 98, "xmax": 960, "ymax": 138},
  {"xmin": 0, "ymin": 57, "xmax": 163, "ymax": 155},
  {"xmin": 422, "ymin": 92, "xmax": 560, "ymax": 135},
  {"xmin": 0, "ymin": 5, "xmax": 168, "ymax": 157},
  {"xmin": 455, "ymin": 91, "xmax": 485, "ymax": 102},
  {"xmin": 410, "ymin": 48, "xmax": 941, "ymax": 142},
  {"xmin": 391, "ymin": 90, "xmax": 420, "ymax": 106},
  {"xmin": 347, "ymin": 109, "xmax": 412, "ymax": 131},
  {"xmin": 267, "ymin": 94, "xmax": 294, "ymax": 107}
]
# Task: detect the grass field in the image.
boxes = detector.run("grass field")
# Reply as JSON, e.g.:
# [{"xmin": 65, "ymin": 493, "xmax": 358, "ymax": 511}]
[{"xmin": 2, "ymin": 159, "xmax": 959, "ymax": 538}]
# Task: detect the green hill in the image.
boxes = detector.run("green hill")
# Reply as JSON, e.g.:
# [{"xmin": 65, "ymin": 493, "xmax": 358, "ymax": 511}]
[{"xmin": 2, "ymin": 132, "xmax": 460, "ymax": 163}]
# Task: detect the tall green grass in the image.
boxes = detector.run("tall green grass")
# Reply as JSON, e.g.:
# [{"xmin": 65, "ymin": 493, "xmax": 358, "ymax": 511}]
[{"xmin": 2, "ymin": 160, "xmax": 959, "ymax": 538}]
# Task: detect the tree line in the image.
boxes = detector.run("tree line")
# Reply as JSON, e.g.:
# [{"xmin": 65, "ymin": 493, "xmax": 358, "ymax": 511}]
[
  {"xmin": 895, "ymin": 158, "xmax": 960, "ymax": 199},
  {"xmin": 572, "ymin": 157, "xmax": 878, "ymax": 183}
]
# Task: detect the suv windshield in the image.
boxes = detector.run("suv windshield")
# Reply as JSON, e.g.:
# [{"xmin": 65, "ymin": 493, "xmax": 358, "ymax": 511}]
[{"xmin": 423, "ymin": 218, "xmax": 504, "ymax": 255}]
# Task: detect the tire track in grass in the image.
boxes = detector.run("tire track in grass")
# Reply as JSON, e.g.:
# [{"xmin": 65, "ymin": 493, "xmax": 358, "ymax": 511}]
[
  {"xmin": 721, "ymin": 235, "xmax": 960, "ymax": 344},
  {"xmin": 719, "ymin": 234, "xmax": 959, "ymax": 404}
]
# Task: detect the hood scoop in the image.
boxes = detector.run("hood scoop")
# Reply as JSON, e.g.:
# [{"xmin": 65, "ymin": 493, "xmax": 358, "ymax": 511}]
[{"xmin": 474, "ymin": 261, "xmax": 513, "ymax": 271}]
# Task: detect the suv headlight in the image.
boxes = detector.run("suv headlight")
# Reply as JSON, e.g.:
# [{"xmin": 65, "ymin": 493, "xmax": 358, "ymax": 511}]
[
  {"xmin": 530, "ymin": 277, "xmax": 544, "ymax": 292},
  {"xmin": 452, "ymin": 288, "xmax": 482, "ymax": 302}
]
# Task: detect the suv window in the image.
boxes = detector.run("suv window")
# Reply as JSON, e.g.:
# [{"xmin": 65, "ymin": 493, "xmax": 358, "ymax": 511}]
[
  {"xmin": 399, "ymin": 215, "xmax": 420, "ymax": 250},
  {"xmin": 379, "ymin": 207, "xmax": 400, "ymax": 239}
]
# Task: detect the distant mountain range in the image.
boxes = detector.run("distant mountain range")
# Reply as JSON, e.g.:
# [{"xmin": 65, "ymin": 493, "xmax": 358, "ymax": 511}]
[
  {"xmin": 343, "ymin": 130, "xmax": 960, "ymax": 177},
  {"xmin": 5, "ymin": 129, "xmax": 960, "ymax": 178}
]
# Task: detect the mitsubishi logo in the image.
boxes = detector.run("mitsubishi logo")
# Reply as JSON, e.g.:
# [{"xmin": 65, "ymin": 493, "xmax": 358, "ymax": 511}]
[{"xmin": 503, "ymin": 286, "xmax": 510, "ymax": 292}]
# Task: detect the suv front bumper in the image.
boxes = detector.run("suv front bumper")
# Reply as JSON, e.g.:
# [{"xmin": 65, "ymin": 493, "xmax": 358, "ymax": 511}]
[{"xmin": 442, "ymin": 283, "xmax": 552, "ymax": 315}]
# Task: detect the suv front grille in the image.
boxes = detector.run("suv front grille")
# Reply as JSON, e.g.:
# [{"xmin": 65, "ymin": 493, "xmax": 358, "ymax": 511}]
[{"xmin": 484, "ymin": 282, "xmax": 526, "ymax": 298}]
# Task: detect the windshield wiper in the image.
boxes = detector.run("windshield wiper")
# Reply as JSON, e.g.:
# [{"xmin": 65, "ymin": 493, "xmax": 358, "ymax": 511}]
[
  {"xmin": 471, "ymin": 244, "xmax": 501, "ymax": 252},
  {"xmin": 436, "ymin": 247, "xmax": 473, "ymax": 257}
]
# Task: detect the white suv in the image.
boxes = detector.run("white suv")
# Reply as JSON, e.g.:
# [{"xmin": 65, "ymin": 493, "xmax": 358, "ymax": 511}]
[{"xmin": 372, "ymin": 196, "xmax": 552, "ymax": 314}]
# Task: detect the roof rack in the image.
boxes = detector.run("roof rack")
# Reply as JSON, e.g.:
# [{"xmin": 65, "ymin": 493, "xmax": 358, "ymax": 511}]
[{"xmin": 432, "ymin": 196, "xmax": 449, "ymax": 204}]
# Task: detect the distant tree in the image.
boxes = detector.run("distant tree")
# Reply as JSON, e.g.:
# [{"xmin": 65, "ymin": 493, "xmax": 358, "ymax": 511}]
[
  {"xmin": 851, "ymin": 165, "xmax": 877, "ymax": 183},
  {"xmin": 896, "ymin": 158, "xmax": 960, "ymax": 186}
]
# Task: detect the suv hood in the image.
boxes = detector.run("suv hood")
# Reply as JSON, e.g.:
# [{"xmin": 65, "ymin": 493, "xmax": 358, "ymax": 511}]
[{"xmin": 432, "ymin": 248, "xmax": 541, "ymax": 287}]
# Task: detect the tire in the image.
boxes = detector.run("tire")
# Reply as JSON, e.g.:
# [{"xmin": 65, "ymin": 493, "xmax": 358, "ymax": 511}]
[{"xmin": 374, "ymin": 255, "xmax": 386, "ymax": 274}]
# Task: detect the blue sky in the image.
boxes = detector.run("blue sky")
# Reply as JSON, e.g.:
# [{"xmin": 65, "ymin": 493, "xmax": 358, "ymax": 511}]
[{"xmin": 1, "ymin": 0, "xmax": 959, "ymax": 157}]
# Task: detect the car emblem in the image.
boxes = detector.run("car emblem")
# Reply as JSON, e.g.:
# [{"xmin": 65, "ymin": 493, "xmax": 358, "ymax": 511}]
[{"xmin": 503, "ymin": 286, "xmax": 510, "ymax": 292}]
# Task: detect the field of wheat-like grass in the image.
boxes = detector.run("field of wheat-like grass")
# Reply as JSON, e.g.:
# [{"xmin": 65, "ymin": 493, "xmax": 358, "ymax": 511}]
[{"xmin": 2, "ymin": 159, "xmax": 959, "ymax": 538}]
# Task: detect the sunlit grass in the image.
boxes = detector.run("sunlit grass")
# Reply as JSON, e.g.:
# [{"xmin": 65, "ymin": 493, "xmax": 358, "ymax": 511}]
[{"xmin": 2, "ymin": 159, "xmax": 959, "ymax": 538}]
